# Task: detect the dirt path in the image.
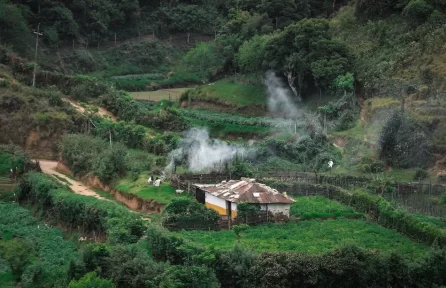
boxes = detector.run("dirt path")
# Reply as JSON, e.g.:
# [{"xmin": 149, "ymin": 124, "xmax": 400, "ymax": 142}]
[
  {"xmin": 38, "ymin": 160, "xmax": 109, "ymax": 201},
  {"xmin": 64, "ymin": 99, "xmax": 117, "ymax": 122}
]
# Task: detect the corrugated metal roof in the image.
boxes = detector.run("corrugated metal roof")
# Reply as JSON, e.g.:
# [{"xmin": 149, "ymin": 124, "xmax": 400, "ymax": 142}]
[{"xmin": 195, "ymin": 178, "xmax": 294, "ymax": 204}]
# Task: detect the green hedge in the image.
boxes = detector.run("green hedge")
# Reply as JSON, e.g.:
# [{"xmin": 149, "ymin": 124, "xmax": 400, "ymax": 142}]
[
  {"xmin": 146, "ymin": 225, "xmax": 446, "ymax": 288},
  {"xmin": 17, "ymin": 173, "xmax": 145, "ymax": 244}
]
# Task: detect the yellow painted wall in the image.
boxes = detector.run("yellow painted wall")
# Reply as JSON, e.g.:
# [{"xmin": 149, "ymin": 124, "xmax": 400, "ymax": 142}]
[
  {"xmin": 205, "ymin": 202, "xmax": 227, "ymax": 215},
  {"xmin": 205, "ymin": 201, "xmax": 237, "ymax": 219}
]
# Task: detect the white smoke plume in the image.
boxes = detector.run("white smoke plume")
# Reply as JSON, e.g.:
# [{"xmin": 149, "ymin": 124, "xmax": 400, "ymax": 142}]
[
  {"xmin": 165, "ymin": 128, "xmax": 249, "ymax": 173},
  {"xmin": 265, "ymin": 70, "xmax": 300, "ymax": 119}
]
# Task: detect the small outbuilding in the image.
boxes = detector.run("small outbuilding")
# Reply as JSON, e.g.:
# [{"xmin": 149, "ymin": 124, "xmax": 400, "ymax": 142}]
[{"xmin": 195, "ymin": 178, "xmax": 294, "ymax": 219}]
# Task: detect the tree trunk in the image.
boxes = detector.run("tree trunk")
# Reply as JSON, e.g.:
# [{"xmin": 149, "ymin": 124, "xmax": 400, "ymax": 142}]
[{"xmin": 284, "ymin": 70, "xmax": 302, "ymax": 102}]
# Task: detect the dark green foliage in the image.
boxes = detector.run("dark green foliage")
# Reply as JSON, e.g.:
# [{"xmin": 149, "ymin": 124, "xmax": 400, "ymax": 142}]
[
  {"xmin": 0, "ymin": 144, "xmax": 32, "ymax": 175},
  {"xmin": 379, "ymin": 110, "xmax": 433, "ymax": 168},
  {"xmin": 403, "ymin": 0, "xmax": 434, "ymax": 22},
  {"xmin": 0, "ymin": 203, "xmax": 79, "ymax": 287},
  {"xmin": 158, "ymin": 265, "xmax": 220, "ymax": 288},
  {"xmin": 125, "ymin": 150, "xmax": 155, "ymax": 179},
  {"xmin": 93, "ymin": 143, "xmax": 127, "ymax": 183},
  {"xmin": 237, "ymin": 202, "xmax": 260, "ymax": 218},
  {"xmin": 264, "ymin": 18, "xmax": 352, "ymax": 97},
  {"xmin": 94, "ymin": 120, "xmax": 146, "ymax": 149},
  {"xmin": 68, "ymin": 272, "xmax": 114, "ymax": 288},
  {"xmin": 0, "ymin": 1, "xmax": 33, "ymax": 56},
  {"xmin": 414, "ymin": 168, "xmax": 429, "ymax": 181},
  {"xmin": 162, "ymin": 198, "xmax": 220, "ymax": 230},
  {"xmin": 230, "ymin": 158, "xmax": 254, "ymax": 179},
  {"xmin": 355, "ymin": 0, "xmax": 400, "ymax": 19},
  {"xmin": 148, "ymin": 224, "xmax": 446, "ymax": 288},
  {"xmin": 103, "ymin": 245, "xmax": 166, "ymax": 288},
  {"xmin": 17, "ymin": 173, "xmax": 145, "ymax": 244},
  {"xmin": 183, "ymin": 42, "xmax": 224, "ymax": 82},
  {"xmin": 71, "ymin": 77, "xmax": 110, "ymax": 101},
  {"xmin": 61, "ymin": 134, "xmax": 107, "ymax": 176}
]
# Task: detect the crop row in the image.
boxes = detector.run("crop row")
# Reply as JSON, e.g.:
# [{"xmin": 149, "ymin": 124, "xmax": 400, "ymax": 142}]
[{"xmin": 180, "ymin": 108, "xmax": 296, "ymax": 128}]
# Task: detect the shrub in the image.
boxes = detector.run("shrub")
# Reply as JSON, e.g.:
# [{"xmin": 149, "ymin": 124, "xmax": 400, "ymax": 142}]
[
  {"xmin": 159, "ymin": 265, "xmax": 220, "ymax": 288},
  {"xmin": 379, "ymin": 110, "xmax": 432, "ymax": 168},
  {"xmin": 162, "ymin": 198, "xmax": 220, "ymax": 231},
  {"xmin": 403, "ymin": 0, "xmax": 434, "ymax": 22},
  {"xmin": 414, "ymin": 168, "xmax": 429, "ymax": 181},
  {"xmin": 93, "ymin": 143, "xmax": 127, "ymax": 183},
  {"xmin": 61, "ymin": 134, "xmax": 106, "ymax": 176},
  {"xmin": 68, "ymin": 272, "xmax": 114, "ymax": 288}
]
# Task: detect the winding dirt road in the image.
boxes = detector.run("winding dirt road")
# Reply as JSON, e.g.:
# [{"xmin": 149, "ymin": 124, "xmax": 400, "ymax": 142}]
[{"xmin": 38, "ymin": 160, "xmax": 108, "ymax": 200}]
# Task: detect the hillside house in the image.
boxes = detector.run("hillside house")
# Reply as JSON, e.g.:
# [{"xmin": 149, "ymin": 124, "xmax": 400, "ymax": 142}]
[{"xmin": 194, "ymin": 178, "xmax": 294, "ymax": 219}]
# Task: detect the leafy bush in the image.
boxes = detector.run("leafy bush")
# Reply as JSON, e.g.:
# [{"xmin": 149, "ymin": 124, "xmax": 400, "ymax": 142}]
[
  {"xmin": 68, "ymin": 272, "xmax": 114, "ymax": 288},
  {"xmin": 61, "ymin": 134, "xmax": 106, "ymax": 176},
  {"xmin": 414, "ymin": 168, "xmax": 429, "ymax": 181},
  {"xmin": 71, "ymin": 77, "xmax": 109, "ymax": 101},
  {"xmin": 93, "ymin": 143, "xmax": 127, "ymax": 183},
  {"xmin": 125, "ymin": 150, "xmax": 155, "ymax": 179},
  {"xmin": 162, "ymin": 198, "xmax": 220, "ymax": 230},
  {"xmin": 403, "ymin": 0, "xmax": 434, "ymax": 22},
  {"xmin": 159, "ymin": 265, "xmax": 220, "ymax": 288},
  {"xmin": 379, "ymin": 110, "xmax": 432, "ymax": 168}
]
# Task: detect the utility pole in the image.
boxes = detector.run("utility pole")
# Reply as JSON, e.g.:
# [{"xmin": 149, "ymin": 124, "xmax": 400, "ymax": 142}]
[{"xmin": 32, "ymin": 23, "xmax": 43, "ymax": 88}]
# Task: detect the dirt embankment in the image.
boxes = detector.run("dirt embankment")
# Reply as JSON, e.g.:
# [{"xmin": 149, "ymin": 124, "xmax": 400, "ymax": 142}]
[
  {"xmin": 39, "ymin": 160, "xmax": 109, "ymax": 200},
  {"xmin": 41, "ymin": 160, "xmax": 165, "ymax": 213},
  {"xmin": 82, "ymin": 175, "xmax": 165, "ymax": 214}
]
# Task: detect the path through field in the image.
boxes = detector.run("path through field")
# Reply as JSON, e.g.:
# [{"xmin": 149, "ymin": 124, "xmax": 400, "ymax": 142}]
[
  {"xmin": 38, "ymin": 160, "xmax": 109, "ymax": 201},
  {"xmin": 64, "ymin": 98, "xmax": 117, "ymax": 122},
  {"xmin": 38, "ymin": 160, "xmax": 152, "ymax": 221},
  {"xmin": 130, "ymin": 88, "xmax": 188, "ymax": 102}
]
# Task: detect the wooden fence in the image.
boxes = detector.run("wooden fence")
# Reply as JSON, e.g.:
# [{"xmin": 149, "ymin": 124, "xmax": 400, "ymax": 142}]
[{"xmin": 171, "ymin": 172, "xmax": 446, "ymax": 217}]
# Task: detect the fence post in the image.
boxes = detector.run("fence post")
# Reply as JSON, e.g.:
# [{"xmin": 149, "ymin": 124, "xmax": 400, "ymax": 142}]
[
  {"xmin": 114, "ymin": 33, "xmax": 117, "ymax": 45},
  {"xmin": 169, "ymin": 35, "xmax": 172, "ymax": 43},
  {"xmin": 187, "ymin": 33, "xmax": 190, "ymax": 43}
]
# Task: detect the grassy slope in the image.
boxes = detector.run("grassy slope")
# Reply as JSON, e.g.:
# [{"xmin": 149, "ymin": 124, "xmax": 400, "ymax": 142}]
[
  {"xmin": 192, "ymin": 78, "xmax": 267, "ymax": 106},
  {"xmin": 115, "ymin": 173, "xmax": 176, "ymax": 204},
  {"xmin": 290, "ymin": 196, "xmax": 362, "ymax": 219},
  {"xmin": 180, "ymin": 219, "xmax": 428, "ymax": 259}
]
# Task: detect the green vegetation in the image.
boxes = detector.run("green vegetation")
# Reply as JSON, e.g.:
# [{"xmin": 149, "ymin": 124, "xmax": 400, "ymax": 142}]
[
  {"xmin": 0, "ymin": 145, "xmax": 30, "ymax": 175},
  {"xmin": 180, "ymin": 219, "xmax": 428, "ymax": 258},
  {"xmin": 17, "ymin": 173, "xmax": 146, "ymax": 244},
  {"xmin": 162, "ymin": 197, "xmax": 220, "ymax": 230},
  {"xmin": 290, "ymin": 196, "xmax": 363, "ymax": 219},
  {"xmin": 0, "ymin": 203, "xmax": 79, "ymax": 287},
  {"xmin": 115, "ymin": 173, "xmax": 177, "ymax": 204},
  {"xmin": 182, "ymin": 78, "xmax": 267, "ymax": 106}
]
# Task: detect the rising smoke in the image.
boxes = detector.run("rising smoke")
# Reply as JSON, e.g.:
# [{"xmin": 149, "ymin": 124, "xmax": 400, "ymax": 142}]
[
  {"xmin": 165, "ymin": 71, "xmax": 304, "ymax": 174},
  {"xmin": 265, "ymin": 70, "xmax": 300, "ymax": 119},
  {"xmin": 165, "ymin": 128, "xmax": 249, "ymax": 173}
]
